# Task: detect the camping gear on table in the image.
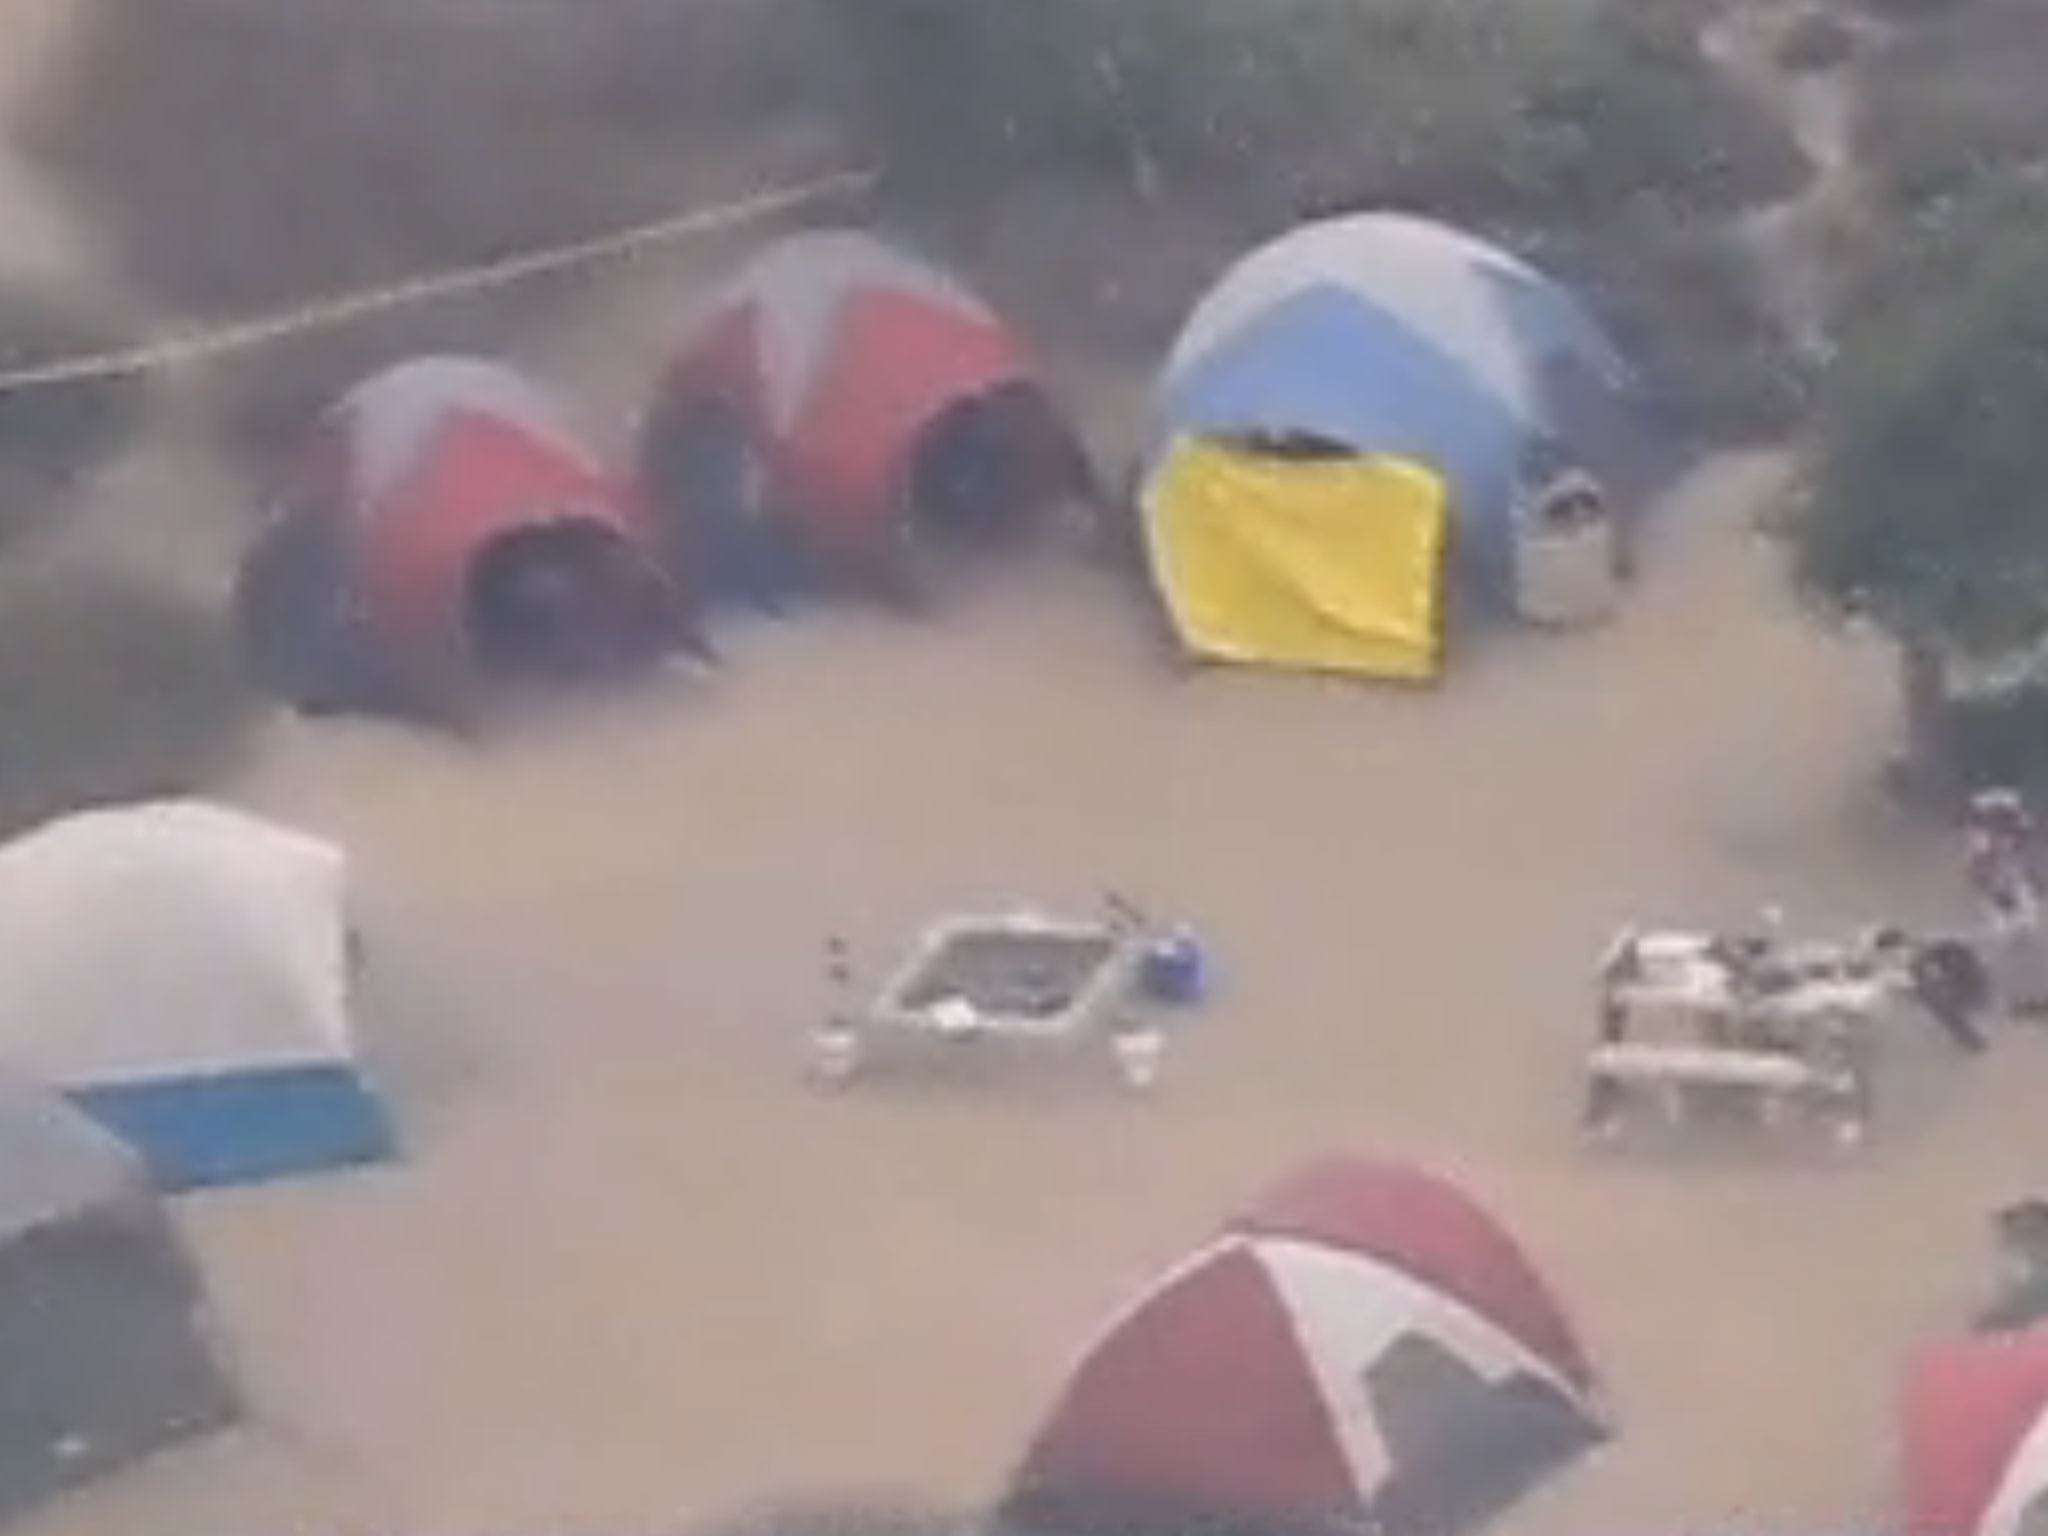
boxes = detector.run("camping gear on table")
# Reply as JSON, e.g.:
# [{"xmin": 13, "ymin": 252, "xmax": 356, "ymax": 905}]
[{"xmin": 1584, "ymin": 920, "xmax": 1916, "ymax": 1151}]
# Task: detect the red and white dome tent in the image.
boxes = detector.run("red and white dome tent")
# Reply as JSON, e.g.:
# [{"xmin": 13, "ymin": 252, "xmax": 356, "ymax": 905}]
[
  {"xmin": 637, "ymin": 229, "xmax": 1090, "ymax": 603},
  {"xmin": 1000, "ymin": 1156, "xmax": 1607, "ymax": 1536},
  {"xmin": 238, "ymin": 356, "xmax": 696, "ymax": 721},
  {"xmin": 1906, "ymin": 1328, "xmax": 2048, "ymax": 1536}
]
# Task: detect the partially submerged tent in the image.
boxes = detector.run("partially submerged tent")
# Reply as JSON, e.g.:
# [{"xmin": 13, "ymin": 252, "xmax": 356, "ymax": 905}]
[
  {"xmin": 638, "ymin": 230, "xmax": 1088, "ymax": 599},
  {"xmin": 1002, "ymin": 1155, "xmax": 1605, "ymax": 1536},
  {"xmin": 1905, "ymin": 1329, "xmax": 2048, "ymax": 1536},
  {"xmin": 0, "ymin": 1072, "xmax": 236, "ymax": 1523},
  {"xmin": 238, "ymin": 356, "xmax": 690, "ymax": 718},
  {"xmin": 1144, "ymin": 213, "xmax": 1666, "ymax": 680},
  {"xmin": 1143, "ymin": 438, "xmax": 1450, "ymax": 682},
  {"xmin": 0, "ymin": 801, "xmax": 393, "ymax": 1191}
]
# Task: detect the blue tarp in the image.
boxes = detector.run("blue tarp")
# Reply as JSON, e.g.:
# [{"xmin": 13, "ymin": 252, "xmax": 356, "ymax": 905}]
[{"xmin": 73, "ymin": 1064, "xmax": 395, "ymax": 1193}]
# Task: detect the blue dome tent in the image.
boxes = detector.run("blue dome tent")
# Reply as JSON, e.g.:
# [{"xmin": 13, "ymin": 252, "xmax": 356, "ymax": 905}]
[{"xmin": 1142, "ymin": 214, "xmax": 1671, "ymax": 680}]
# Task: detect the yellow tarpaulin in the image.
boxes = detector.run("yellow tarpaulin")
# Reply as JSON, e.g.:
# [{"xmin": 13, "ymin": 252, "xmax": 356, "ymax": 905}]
[{"xmin": 1143, "ymin": 437, "xmax": 1448, "ymax": 681}]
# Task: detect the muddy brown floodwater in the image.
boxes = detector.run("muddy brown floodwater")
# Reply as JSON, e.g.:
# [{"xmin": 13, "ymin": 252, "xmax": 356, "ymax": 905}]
[
  {"xmin": 8, "ymin": 4, "xmax": 2048, "ymax": 1534},
  {"xmin": 17, "ymin": 449, "xmax": 2048, "ymax": 1536}
]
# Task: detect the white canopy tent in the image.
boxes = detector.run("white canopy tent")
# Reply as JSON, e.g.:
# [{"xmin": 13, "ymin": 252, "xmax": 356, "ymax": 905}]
[{"xmin": 0, "ymin": 801, "xmax": 394, "ymax": 1190}]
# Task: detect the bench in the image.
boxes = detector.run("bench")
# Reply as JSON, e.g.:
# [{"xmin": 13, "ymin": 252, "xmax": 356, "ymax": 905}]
[
  {"xmin": 1587, "ymin": 1042, "xmax": 1820, "ymax": 1091},
  {"xmin": 1583, "ymin": 1041, "xmax": 1866, "ymax": 1148}
]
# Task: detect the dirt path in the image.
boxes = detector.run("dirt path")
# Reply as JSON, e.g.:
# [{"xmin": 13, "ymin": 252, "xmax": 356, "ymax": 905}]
[{"xmin": 1703, "ymin": 0, "xmax": 1878, "ymax": 362}]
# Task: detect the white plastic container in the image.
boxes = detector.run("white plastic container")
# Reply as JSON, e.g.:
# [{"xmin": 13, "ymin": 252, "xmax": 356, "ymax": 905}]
[{"xmin": 1514, "ymin": 472, "xmax": 1620, "ymax": 629}]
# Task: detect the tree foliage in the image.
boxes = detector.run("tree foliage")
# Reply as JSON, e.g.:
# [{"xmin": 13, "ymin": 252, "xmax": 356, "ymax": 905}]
[
  {"xmin": 818, "ymin": 0, "xmax": 1377, "ymax": 207},
  {"xmin": 1793, "ymin": 234, "xmax": 2048, "ymax": 658},
  {"xmin": 817, "ymin": 0, "xmax": 1802, "ymax": 222},
  {"xmin": 30, "ymin": 0, "xmax": 1810, "ymax": 454},
  {"xmin": 814, "ymin": 0, "xmax": 1805, "ymax": 443},
  {"xmin": 1857, "ymin": 0, "xmax": 2048, "ymax": 218}
]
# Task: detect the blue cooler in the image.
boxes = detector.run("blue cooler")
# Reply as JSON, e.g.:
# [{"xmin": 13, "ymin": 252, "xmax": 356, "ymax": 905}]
[{"xmin": 1142, "ymin": 928, "xmax": 1209, "ymax": 1008}]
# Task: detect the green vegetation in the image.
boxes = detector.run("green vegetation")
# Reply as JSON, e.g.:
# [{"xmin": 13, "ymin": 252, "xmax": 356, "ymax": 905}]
[
  {"xmin": 1790, "ymin": 231, "xmax": 2048, "ymax": 786},
  {"xmin": 1780, "ymin": 0, "xmax": 2048, "ymax": 786},
  {"xmin": 1776, "ymin": 7, "xmax": 1858, "ymax": 72},
  {"xmin": 1856, "ymin": 0, "xmax": 2048, "ymax": 221},
  {"xmin": 1839, "ymin": 1, "xmax": 2048, "ymax": 344},
  {"xmin": 817, "ymin": 0, "xmax": 1806, "ymax": 440},
  {"xmin": 30, "ymin": 0, "xmax": 1806, "ymax": 447},
  {"xmin": 1795, "ymin": 234, "xmax": 2048, "ymax": 653},
  {"xmin": 817, "ymin": 0, "xmax": 1802, "ymax": 222},
  {"xmin": 1843, "ymin": 174, "xmax": 2048, "ymax": 329},
  {"xmin": 1531, "ymin": 210, "xmax": 1813, "ymax": 445},
  {"xmin": 1941, "ymin": 685, "xmax": 2048, "ymax": 795}
]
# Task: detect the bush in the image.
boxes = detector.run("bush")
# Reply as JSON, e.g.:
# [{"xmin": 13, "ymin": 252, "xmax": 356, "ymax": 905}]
[
  {"xmin": 0, "ymin": 293, "xmax": 143, "ymax": 540},
  {"xmin": 820, "ymin": 0, "xmax": 1803, "ymax": 227},
  {"xmin": 1793, "ymin": 231, "xmax": 2048, "ymax": 656},
  {"xmin": 1524, "ymin": 208, "xmax": 1814, "ymax": 445},
  {"xmin": 1778, "ymin": 8, "xmax": 1859, "ymax": 71},
  {"xmin": 29, "ymin": 0, "xmax": 1811, "ymax": 462},
  {"xmin": 1497, "ymin": 3, "xmax": 1808, "ymax": 219},
  {"xmin": 0, "ymin": 567, "xmax": 257, "ymax": 835},
  {"xmin": 815, "ymin": 0, "xmax": 1350, "ymax": 211},
  {"xmin": 1940, "ymin": 683, "xmax": 2048, "ymax": 796},
  {"xmin": 1857, "ymin": 0, "xmax": 2048, "ymax": 216},
  {"xmin": 1840, "ymin": 170, "xmax": 2048, "ymax": 329}
]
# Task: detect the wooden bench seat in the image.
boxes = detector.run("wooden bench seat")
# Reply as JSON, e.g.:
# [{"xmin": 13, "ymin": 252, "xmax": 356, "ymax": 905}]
[{"xmin": 1587, "ymin": 1042, "xmax": 1826, "ymax": 1092}]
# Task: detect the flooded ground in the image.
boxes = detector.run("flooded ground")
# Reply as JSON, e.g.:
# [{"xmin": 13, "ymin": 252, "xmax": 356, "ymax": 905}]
[
  {"xmin": 7, "ymin": 3, "xmax": 2048, "ymax": 1534},
  {"xmin": 20, "ymin": 445, "xmax": 2048, "ymax": 1536}
]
